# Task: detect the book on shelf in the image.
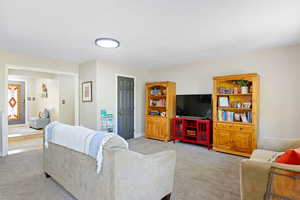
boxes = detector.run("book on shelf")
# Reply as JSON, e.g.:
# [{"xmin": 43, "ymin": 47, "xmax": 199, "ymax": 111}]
[
  {"xmin": 218, "ymin": 110, "xmax": 234, "ymax": 122},
  {"xmin": 247, "ymin": 111, "xmax": 252, "ymax": 123},
  {"xmin": 218, "ymin": 110, "xmax": 252, "ymax": 123}
]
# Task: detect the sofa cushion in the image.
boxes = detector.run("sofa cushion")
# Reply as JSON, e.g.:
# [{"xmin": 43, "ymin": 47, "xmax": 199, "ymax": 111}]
[
  {"xmin": 250, "ymin": 149, "xmax": 283, "ymax": 162},
  {"xmin": 276, "ymin": 148, "xmax": 300, "ymax": 165}
]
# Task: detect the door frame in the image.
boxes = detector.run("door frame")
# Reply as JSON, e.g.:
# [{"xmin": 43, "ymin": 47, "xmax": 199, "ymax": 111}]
[
  {"xmin": 1, "ymin": 65, "xmax": 80, "ymax": 157},
  {"xmin": 115, "ymin": 74, "xmax": 136, "ymax": 138},
  {"xmin": 7, "ymin": 79, "xmax": 28, "ymax": 125}
]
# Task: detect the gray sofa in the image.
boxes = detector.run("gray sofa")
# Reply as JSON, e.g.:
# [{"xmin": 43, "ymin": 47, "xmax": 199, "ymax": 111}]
[
  {"xmin": 240, "ymin": 138, "xmax": 300, "ymax": 200},
  {"xmin": 44, "ymin": 136, "xmax": 176, "ymax": 200}
]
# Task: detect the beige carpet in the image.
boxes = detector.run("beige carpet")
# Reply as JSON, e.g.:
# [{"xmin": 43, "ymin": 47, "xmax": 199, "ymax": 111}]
[
  {"xmin": 8, "ymin": 139, "xmax": 43, "ymax": 151},
  {"xmin": 0, "ymin": 138, "xmax": 243, "ymax": 200}
]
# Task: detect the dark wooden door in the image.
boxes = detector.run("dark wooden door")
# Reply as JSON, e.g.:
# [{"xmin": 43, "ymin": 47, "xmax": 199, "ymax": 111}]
[{"xmin": 117, "ymin": 76, "xmax": 134, "ymax": 140}]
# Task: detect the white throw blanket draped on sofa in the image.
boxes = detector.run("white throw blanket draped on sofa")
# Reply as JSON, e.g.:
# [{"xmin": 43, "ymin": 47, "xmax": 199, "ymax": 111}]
[{"xmin": 44, "ymin": 122, "xmax": 128, "ymax": 173}]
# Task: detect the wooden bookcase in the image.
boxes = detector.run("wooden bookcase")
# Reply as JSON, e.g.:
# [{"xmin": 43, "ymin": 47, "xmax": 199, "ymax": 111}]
[
  {"xmin": 213, "ymin": 73, "xmax": 260, "ymax": 157},
  {"xmin": 145, "ymin": 81, "xmax": 176, "ymax": 142}
]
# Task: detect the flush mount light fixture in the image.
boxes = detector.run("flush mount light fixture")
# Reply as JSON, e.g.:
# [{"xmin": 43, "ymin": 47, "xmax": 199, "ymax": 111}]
[{"xmin": 95, "ymin": 38, "xmax": 120, "ymax": 48}]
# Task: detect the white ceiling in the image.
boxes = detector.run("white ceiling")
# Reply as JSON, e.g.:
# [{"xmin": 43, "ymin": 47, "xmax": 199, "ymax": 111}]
[{"xmin": 1, "ymin": 0, "xmax": 300, "ymax": 68}]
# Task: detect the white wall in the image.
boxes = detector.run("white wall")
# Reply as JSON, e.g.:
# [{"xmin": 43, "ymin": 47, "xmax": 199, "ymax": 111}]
[
  {"xmin": 0, "ymin": 50, "xmax": 78, "ymax": 156},
  {"xmin": 24, "ymin": 79, "xmax": 37, "ymax": 119},
  {"xmin": 57, "ymin": 75, "xmax": 75, "ymax": 125},
  {"xmin": 97, "ymin": 61, "xmax": 146, "ymax": 137},
  {"xmin": 79, "ymin": 60, "xmax": 98, "ymax": 129},
  {"xmin": 35, "ymin": 78, "xmax": 60, "ymax": 121},
  {"xmin": 8, "ymin": 69, "xmax": 58, "ymax": 80},
  {"xmin": 78, "ymin": 60, "xmax": 147, "ymax": 137},
  {"xmin": 147, "ymin": 44, "xmax": 300, "ymax": 143}
]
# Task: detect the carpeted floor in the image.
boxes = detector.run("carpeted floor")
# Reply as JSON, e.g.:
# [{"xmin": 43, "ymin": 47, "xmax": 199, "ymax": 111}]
[
  {"xmin": 8, "ymin": 139, "xmax": 43, "ymax": 151},
  {"xmin": 0, "ymin": 138, "xmax": 243, "ymax": 200}
]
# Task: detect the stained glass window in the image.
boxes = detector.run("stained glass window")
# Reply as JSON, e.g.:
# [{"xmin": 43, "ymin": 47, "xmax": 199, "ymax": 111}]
[{"xmin": 8, "ymin": 84, "xmax": 21, "ymax": 121}]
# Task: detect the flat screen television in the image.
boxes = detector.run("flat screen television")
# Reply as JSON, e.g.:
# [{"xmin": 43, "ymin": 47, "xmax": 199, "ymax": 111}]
[{"xmin": 176, "ymin": 94, "xmax": 212, "ymax": 119}]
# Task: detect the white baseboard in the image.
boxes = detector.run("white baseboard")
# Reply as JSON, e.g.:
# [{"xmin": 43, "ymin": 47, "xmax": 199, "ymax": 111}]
[{"xmin": 134, "ymin": 132, "xmax": 144, "ymax": 138}]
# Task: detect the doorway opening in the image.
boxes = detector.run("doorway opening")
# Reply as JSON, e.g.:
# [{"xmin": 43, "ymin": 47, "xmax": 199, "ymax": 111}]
[{"xmin": 2, "ymin": 66, "xmax": 79, "ymax": 156}]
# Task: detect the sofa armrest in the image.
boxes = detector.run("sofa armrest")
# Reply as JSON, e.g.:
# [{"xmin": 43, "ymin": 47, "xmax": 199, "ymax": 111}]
[
  {"xmin": 240, "ymin": 159, "xmax": 300, "ymax": 200},
  {"xmin": 240, "ymin": 159, "xmax": 272, "ymax": 200},
  {"xmin": 259, "ymin": 137, "xmax": 300, "ymax": 152},
  {"xmin": 113, "ymin": 150, "xmax": 176, "ymax": 200},
  {"xmin": 271, "ymin": 162, "xmax": 300, "ymax": 173}
]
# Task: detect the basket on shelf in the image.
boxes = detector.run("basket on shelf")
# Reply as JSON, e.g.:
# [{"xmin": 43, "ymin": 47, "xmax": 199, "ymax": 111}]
[{"xmin": 186, "ymin": 130, "xmax": 196, "ymax": 136}]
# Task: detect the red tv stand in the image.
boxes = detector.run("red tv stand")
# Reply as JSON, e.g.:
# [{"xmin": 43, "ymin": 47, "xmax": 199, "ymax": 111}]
[{"xmin": 172, "ymin": 118, "xmax": 212, "ymax": 150}]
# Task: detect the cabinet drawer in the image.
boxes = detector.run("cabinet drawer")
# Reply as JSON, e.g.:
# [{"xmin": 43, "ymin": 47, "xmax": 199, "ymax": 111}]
[
  {"xmin": 215, "ymin": 123, "xmax": 233, "ymax": 129},
  {"xmin": 215, "ymin": 123, "xmax": 253, "ymax": 131},
  {"xmin": 235, "ymin": 125, "xmax": 254, "ymax": 132}
]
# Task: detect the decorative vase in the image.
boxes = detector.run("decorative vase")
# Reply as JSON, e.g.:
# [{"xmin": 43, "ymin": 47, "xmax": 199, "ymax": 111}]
[
  {"xmin": 241, "ymin": 86, "xmax": 248, "ymax": 94},
  {"xmin": 233, "ymin": 87, "xmax": 239, "ymax": 94}
]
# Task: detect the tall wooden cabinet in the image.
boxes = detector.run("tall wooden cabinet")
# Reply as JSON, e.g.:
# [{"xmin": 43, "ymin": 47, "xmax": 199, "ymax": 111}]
[
  {"xmin": 145, "ymin": 82, "xmax": 176, "ymax": 142},
  {"xmin": 213, "ymin": 73, "xmax": 259, "ymax": 157}
]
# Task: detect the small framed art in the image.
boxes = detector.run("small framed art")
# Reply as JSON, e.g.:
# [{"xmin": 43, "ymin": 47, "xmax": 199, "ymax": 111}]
[
  {"xmin": 82, "ymin": 81, "xmax": 93, "ymax": 102},
  {"xmin": 219, "ymin": 96, "xmax": 229, "ymax": 107}
]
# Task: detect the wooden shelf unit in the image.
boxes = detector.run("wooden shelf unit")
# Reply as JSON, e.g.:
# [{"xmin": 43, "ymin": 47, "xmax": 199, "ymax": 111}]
[
  {"xmin": 213, "ymin": 73, "xmax": 260, "ymax": 157},
  {"xmin": 145, "ymin": 81, "xmax": 176, "ymax": 142}
]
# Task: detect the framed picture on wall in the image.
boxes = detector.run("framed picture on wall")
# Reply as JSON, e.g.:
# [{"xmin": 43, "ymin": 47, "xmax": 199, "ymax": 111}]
[{"xmin": 82, "ymin": 81, "xmax": 93, "ymax": 102}]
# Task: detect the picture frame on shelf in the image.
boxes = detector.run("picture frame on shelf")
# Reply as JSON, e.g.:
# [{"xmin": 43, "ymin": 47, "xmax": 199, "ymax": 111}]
[
  {"xmin": 82, "ymin": 81, "xmax": 93, "ymax": 102},
  {"xmin": 234, "ymin": 113, "xmax": 241, "ymax": 121},
  {"xmin": 219, "ymin": 96, "xmax": 229, "ymax": 107},
  {"xmin": 241, "ymin": 113, "xmax": 248, "ymax": 123}
]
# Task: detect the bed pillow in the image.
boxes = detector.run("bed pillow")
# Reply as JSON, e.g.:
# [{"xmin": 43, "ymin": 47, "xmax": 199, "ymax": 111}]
[{"xmin": 276, "ymin": 147, "xmax": 300, "ymax": 165}]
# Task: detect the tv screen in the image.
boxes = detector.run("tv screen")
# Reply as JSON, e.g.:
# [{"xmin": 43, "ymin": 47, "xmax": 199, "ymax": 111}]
[{"xmin": 176, "ymin": 94, "xmax": 212, "ymax": 119}]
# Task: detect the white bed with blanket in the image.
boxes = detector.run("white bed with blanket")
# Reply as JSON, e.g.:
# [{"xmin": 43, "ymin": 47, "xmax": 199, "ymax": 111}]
[{"xmin": 43, "ymin": 122, "xmax": 176, "ymax": 200}]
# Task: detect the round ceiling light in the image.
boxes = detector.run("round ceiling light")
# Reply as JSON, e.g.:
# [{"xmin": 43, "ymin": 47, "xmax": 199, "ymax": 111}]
[{"xmin": 95, "ymin": 38, "xmax": 120, "ymax": 48}]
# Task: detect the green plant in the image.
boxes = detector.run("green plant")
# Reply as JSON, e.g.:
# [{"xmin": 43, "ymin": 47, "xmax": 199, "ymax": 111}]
[{"xmin": 233, "ymin": 80, "xmax": 251, "ymax": 87}]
